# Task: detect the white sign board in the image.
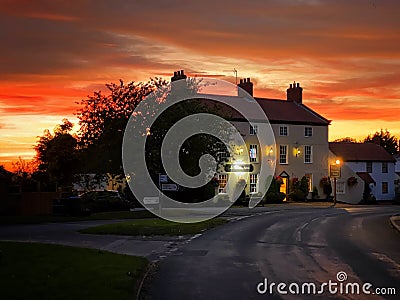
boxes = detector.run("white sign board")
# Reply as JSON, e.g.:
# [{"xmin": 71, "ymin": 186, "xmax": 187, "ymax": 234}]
[
  {"xmin": 159, "ymin": 174, "xmax": 169, "ymax": 183},
  {"xmin": 161, "ymin": 183, "xmax": 178, "ymax": 191},
  {"xmin": 143, "ymin": 196, "xmax": 159, "ymax": 205}
]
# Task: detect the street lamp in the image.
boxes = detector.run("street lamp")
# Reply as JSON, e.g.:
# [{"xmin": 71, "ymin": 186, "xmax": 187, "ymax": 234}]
[{"xmin": 332, "ymin": 159, "xmax": 341, "ymax": 206}]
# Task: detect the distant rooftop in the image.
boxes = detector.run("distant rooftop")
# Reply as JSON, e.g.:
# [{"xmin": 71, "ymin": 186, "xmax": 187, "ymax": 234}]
[{"xmin": 329, "ymin": 142, "xmax": 396, "ymax": 162}]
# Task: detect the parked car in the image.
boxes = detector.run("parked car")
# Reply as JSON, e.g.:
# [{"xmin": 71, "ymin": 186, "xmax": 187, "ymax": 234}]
[{"xmin": 79, "ymin": 190, "xmax": 133, "ymax": 213}]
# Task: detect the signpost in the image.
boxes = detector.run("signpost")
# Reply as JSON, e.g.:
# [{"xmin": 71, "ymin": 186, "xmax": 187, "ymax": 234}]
[{"xmin": 330, "ymin": 160, "xmax": 341, "ymax": 205}]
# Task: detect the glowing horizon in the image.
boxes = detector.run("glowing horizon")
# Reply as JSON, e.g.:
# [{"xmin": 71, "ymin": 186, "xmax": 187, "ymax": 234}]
[{"xmin": 1, "ymin": 0, "xmax": 399, "ymax": 170}]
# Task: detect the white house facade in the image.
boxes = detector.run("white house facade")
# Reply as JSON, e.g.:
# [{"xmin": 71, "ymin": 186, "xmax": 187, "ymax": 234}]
[
  {"xmin": 329, "ymin": 142, "xmax": 396, "ymax": 203},
  {"xmin": 204, "ymin": 76, "xmax": 332, "ymax": 199}
]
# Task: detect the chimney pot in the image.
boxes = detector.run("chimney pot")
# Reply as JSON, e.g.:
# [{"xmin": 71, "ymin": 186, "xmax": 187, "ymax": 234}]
[
  {"xmin": 181, "ymin": 70, "xmax": 184, "ymax": 75},
  {"xmin": 287, "ymin": 81, "xmax": 303, "ymax": 103},
  {"xmin": 237, "ymin": 77, "xmax": 253, "ymax": 96}
]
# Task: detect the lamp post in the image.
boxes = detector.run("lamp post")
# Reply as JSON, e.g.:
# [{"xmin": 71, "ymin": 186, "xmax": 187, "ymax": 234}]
[{"xmin": 331, "ymin": 159, "xmax": 341, "ymax": 206}]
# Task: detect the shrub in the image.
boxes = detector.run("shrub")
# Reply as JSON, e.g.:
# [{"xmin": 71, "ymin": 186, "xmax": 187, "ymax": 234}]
[
  {"xmin": 265, "ymin": 192, "xmax": 286, "ymax": 203},
  {"xmin": 320, "ymin": 177, "xmax": 332, "ymax": 198},
  {"xmin": 288, "ymin": 189, "xmax": 306, "ymax": 202},
  {"xmin": 288, "ymin": 176, "xmax": 309, "ymax": 201},
  {"xmin": 311, "ymin": 186, "xmax": 319, "ymax": 200},
  {"xmin": 263, "ymin": 177, "xmax": 285, "ymax": 204}
]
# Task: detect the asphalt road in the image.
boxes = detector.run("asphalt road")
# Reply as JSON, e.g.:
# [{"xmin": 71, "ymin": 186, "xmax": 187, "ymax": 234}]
[{"xmin": 147, "ymin": 206, "xmax": 400, "ymax": 300}]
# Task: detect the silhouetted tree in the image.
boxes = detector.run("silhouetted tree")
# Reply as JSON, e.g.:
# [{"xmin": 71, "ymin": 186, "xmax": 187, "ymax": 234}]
[
  {"xmin": 333, "ymin": 137, "xmax": 358, "ymax": 143},
  {"xmin": 364, "ymin": 129, "xmax": 399, "ymax": 155},
  {"xmin": 76, "ymin": 78, "xmax": 166, "ymax": 174},
  {"xmin": 34, "ymin": 119, "xmax": 78, "ymax": 189}
]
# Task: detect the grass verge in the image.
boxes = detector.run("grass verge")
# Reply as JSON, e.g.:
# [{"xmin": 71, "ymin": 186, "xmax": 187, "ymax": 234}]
[
  {"xmin": 0, "ymin": 210, "xmax": 154, "ymax": 225},
  {"xmin": 80, "ymin": 217, "xmax": 226, "ymax": 236},
  {"xmin": 0, "ymin": 241, "xmax": 148, "ymax": 300}
]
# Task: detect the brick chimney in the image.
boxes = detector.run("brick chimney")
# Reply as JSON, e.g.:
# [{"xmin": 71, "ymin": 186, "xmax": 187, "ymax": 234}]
[
  {"xmin": 237, "ymin": 78, "xmax": 253, "ymax": 96},
  {"xmin": 286, "ymin": 82, "xmax": 303, "ymax": 104},
  {"xmin": 171, "ymin": 70, "xmax": 187, "ymax": 82}
]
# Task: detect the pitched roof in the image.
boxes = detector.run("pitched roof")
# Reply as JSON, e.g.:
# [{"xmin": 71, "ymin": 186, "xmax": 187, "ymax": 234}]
[
  {"xmin": 195, "ymin": 94, "xmax": 330, "ymax": 125},
  {"xmin": 356, "ymin": 172, "xmax": 376, "ymax": 184},
  {"xmin": 329, "ymin": 142, "xmax": 396, "ymax": 162},
  {"xmin": 255, "ymin": 98, "xmax": 331, "ymax": 125}
]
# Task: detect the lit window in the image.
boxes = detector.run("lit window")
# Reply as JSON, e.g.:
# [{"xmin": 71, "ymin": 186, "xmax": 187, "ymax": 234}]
[
  {"xmin": 249, "ymin": 144, "xmax": 258, "ymax": 162},
  {"xmin": 382, "ymin": 182, "xmax": 388, "ymax": 194},
  {"xmin": 250, "ymin": 173, "xmax": 258, "ymax": 193},
  {"xmin": 250, "ymin": 124, "xmax": 258, "ymax": 135},
  {"xmin": 279, "ymin": 145, "xmax": 288, "ymax": 164},
  {"xmin": 279, "ymin": 126, "xmax": 288, "ymax": 136},
  {"xmin": 382, "ymin": 162, "xmax": 388, "ymax": 173},
  {"xmin": 304, "ymin": 145, "xmax": 312, "ymax": 163},
  {"xmin": 305, "ymin": 127, "xmax": 313, "ymax": 137},
  {"xmin": 366, "ymin": 162, "xmax": 372, "ymax": 173},
  {"xmin": 218, "ymin": 174, "xmax": 228, "ymax": 193}
]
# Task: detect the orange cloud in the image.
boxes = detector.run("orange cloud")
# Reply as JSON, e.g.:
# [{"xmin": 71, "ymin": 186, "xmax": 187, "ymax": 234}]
[{"xmin": 0, "ymin": 0, "xmax": 399, "ymax": 169}]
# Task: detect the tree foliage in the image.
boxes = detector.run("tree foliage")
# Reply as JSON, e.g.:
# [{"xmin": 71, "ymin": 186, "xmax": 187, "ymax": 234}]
[
  {"xmin": 34, "ymin": 119, "xmax": 78, "ymax": 187},
  {"xmin": 364, "ymin": 129, "xmax": 399, "ymax": 155},
  {"xmin": 76, "ymin": 78, "xmax": 166, "ymax": 174},
  {"xmin": 333, "ymin": 137, "xmax": 358, "ymax": 143}
]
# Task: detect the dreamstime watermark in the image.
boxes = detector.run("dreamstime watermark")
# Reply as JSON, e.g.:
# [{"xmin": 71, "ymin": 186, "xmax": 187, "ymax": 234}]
[
  {"xmin": 256, "ymin": 271, "xmax": 397, "ymax": 296},
  {"xmin": 122, "ymin": 77, "xmax": 276, "ymax": 223}
]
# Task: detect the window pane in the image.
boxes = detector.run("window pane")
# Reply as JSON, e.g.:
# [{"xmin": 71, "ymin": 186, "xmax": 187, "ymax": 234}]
[
  {"xmin": 366, "ymin": 162, "xmax": 372, "ymax": 173},
  {"xmin": 249, "ymin": 144, "xmax": 257, "ymax": 162},
  {"xmin": 279, "ymin": 126, "xmax": 288, "ymax": 136},
  {"xmin": 279, "ymin": 145, "xmax": 287, "ymax": 164},
  {"xmin": 305, "ymin": 127, "xmax": 313, "ymax": 137},
  {"xmin": 218, "ymin": 174, "xmax": 228, "ymax": 193},
  {"xmin": 382, "ymin": 162, "xmax": 388, "ymax": 173},
  {"xmin": 250, "ymin": 173, "xmax": 258, "ymax": 193},
  {"xmin": 304, "ymin": 145, "xmax": 312, "ymax": 163},
  {"xmin": 250, "ymin": 124, "xmax": 258, "ymax": 135},
  {"xmin": 382, "ymin": 182, "xmax": 388, "ymax": 194}
]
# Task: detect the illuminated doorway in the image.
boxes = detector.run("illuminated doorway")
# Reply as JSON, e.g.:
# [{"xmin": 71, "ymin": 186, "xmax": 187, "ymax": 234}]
[{"xmin": 279, "ymin": 171, "xmax": 289, "ymax": 201}]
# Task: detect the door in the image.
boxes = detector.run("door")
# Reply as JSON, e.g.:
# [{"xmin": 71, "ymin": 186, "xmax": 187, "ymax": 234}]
[{"xmin": 280, "ymin": 177, "xmax": 288, "ymax": 201}]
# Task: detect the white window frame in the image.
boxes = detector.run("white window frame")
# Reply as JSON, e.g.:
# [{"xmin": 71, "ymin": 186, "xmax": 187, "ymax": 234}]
[
  {"xmin": 249, "ymin": 144, "xmax": 258, "ymax": 162},
  {"xmin": 304, "ymin": 145, "xmax": 312, "ymax": 164},
  {"xmin": 250, "ymin": 124, "xmax": 258, "ymax": 135},
  {"xmin": 279, "ymin": 145, "xmax": 288, "ymax": 165},
  {"xmin": 336, "ymin": 181, "xmax": 345, "ymax": 194},
  {"xmin": 279, "ymin": 126, "xmax": 288, "ymax": 136},
  {"xmin": 218, "ymin": 174, "xmax": 228, "ymax": 193},
  {"xmin": 304, "ymin": 127, "xmax": 313, "ymax": 137},
  {"xmin": 250, "ymin": 173, "xmax": 259, "ymax": 193}
]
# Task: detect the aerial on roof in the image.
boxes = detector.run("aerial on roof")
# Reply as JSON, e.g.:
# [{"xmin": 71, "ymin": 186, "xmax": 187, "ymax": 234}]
[{"xmin": 329, "ymin": 142, "xmax": 396, "ymax": 162}]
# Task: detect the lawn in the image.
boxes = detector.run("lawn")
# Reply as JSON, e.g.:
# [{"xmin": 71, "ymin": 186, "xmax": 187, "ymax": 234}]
[
  {"xmin": 80, "ymin": 217, "xmax": 227, "ymax": 236},
  {"xmin": 0, "ymin": 241, "xmax": 148, "ymax": 300},
  {"xmin": 0, "ymin": 210, "xmax": 154, "ymax": 225}
]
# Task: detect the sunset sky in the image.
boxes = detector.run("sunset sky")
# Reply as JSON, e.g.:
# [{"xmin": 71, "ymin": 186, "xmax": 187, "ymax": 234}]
[{"xmin": 1, "ymin": 0, "xmax": 399, "ymax": 170}]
